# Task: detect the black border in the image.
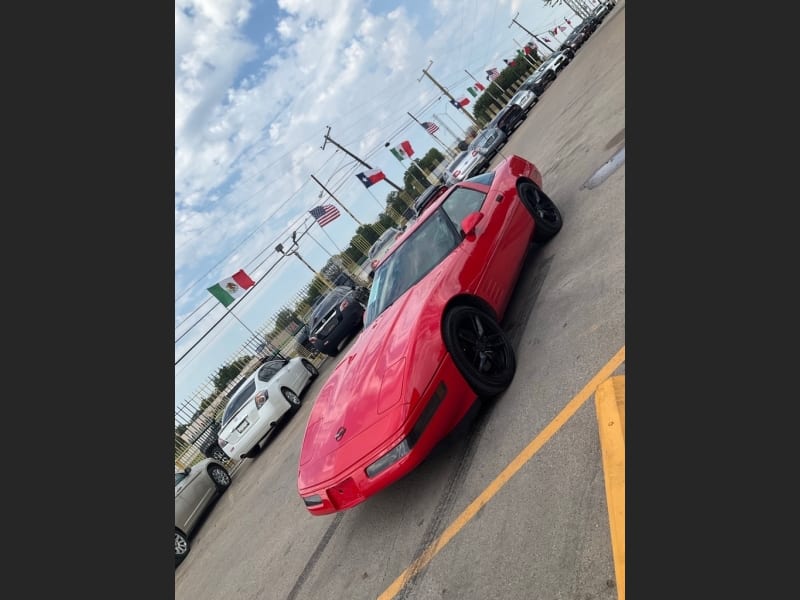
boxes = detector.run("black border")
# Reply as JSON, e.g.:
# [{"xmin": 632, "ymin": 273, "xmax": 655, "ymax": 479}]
[
  {"xmin": 627, "ymin": 1, "xmax": 783, "ymax": 596},
  {"xmin": 9, "ymin": 2, "xmax": 175, "ymax": 594}
]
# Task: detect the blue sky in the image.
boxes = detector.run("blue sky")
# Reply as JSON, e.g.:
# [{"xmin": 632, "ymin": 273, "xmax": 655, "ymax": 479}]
[{"xmin": 175, "ymin": 0, "xmax": 596, "ymax": 412}]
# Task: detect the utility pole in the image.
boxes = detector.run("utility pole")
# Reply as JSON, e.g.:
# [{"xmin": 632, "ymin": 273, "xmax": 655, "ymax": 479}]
[
  {"xmin": 406, "ymin": 111, "xmax": 457, "ymax": 158},
  {"xmin": 419, "ymin": 61, "xmax": 481, "ymax": 129},
  {"xmin": 321, "ymin": 126, "xmax": 404, "ymax": 193},
  {"xmin": 322, "ymin": 126, "xmax": 416, "ymax": 214},
  {"xmin": 274, "ymin": 240, "xmax": 336, "ymax": 291},
  {"xmin": 433, "ymin": 113, "xmax": 466, "ymax": 143},
  {"xmin": 510, "ymin": 12, "xmax": 555, "ymax": 53},
  {"xmin": 309, "ymin": 173, "xmax": 365, "ymax": 226}
]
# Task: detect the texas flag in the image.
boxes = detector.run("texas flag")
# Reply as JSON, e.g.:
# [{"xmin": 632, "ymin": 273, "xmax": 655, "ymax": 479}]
[
  {"xmin": 356, "ymin": 168, "xmax": 386, "ymax": 188},
  {"xmin": 449, "ymin": 97, "xmax": 470, "ymax": 108}
]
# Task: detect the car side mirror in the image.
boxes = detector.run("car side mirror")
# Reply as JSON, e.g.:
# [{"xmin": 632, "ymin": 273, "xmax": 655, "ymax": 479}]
[
  {"xmin": 183, "ymin": 467, "xmax": 191, "ymax": 475},
  {"xmin": 460, "ymin": 212, "xmax": 484, "ymax": 238}
]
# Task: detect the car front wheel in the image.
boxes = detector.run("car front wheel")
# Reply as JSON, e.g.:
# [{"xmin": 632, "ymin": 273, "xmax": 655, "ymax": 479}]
[
  {"xmin": 283, "ymin": 387, "xmax": 302, "ymax": 413},
  {"xmin": 443, "ymin": 305, "xmax": 516, "ymax": 397}
]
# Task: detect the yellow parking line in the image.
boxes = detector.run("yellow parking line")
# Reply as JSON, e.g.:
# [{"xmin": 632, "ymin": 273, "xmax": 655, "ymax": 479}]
[
  {"xmin": 377, "ymin": 346, "xmax": 626, "ymax": 600},
  {"xmin": 595, "ymin": 376, "xmax": 625, "ymax": 600}
]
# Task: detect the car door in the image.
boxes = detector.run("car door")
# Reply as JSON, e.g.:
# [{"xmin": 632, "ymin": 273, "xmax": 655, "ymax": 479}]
[
  {"xmin": 442, "ymin": 181, "xmax": 531, "ymax": 314},
  {"xmin": 175, "ymin": 468, "xmax": 211, "ymax": 532}
]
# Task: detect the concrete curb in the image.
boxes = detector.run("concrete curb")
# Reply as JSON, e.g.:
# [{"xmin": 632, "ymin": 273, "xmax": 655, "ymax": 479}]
[{"xmin": 595, "ymin": 375, "xmax": 625, "ymax": 600}]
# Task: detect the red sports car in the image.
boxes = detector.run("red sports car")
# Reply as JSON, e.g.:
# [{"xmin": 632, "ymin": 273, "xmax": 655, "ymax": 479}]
[{"xmin": 297, "ymin": 155, "xmax": 563, "ymax": 514}]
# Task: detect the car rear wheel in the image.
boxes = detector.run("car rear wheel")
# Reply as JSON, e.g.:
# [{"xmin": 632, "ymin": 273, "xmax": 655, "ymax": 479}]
[
  {"xmin": 443, "ymin": 305, "xmax": 516, "ymax": 397},
  {"xmin": 209, "ymin": 445, "xmax": 229, "ymax": 463},
  {"xmin": 207, "ymin": 464, "xmax": 231, "ymax": 491},
  {"xmin": 283, "ymin": 387, "xmax": 302, "ymax": 412},
  {"xmin": 175, "ymin": 528, "xmax": 190, "ymax": 565},
  {"xmin": 517, "ymin": 179, "xmax": 563, "ymax": 242},
  {"xmin": 301, "ymin": 359, "xmax": 319, "ymax": 380}
]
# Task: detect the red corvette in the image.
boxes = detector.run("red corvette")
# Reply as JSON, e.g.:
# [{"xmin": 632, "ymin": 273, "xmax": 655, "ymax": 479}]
[{"xmin": 297, "ymin": 154, "xmax": 563, "ymax": 514}]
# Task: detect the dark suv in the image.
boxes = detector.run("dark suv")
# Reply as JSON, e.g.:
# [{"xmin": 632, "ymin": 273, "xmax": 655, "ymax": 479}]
[
  {"xmin": 490, "ymin": 104, "xmax": 526, "ymax": 136},
  {"xmin": 307, "ymin": 285, "xmax": 369, "ymax": 356}
]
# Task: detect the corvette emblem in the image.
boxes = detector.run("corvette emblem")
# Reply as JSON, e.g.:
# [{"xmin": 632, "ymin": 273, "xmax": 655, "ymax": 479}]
[{"xmin": 335, "ymin": 427, "xmax": 346, "ymax": 441}]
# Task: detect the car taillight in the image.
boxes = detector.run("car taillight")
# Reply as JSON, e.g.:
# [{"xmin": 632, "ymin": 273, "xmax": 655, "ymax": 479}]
[
  {"xmin": 219, "ymin": 438, "xmax": 228, "ymax": 448},
  {"xmin": 339, "ymin": 299, "xmax": 350, "ymax": 311},
  {"xmin": 255, "ymin": 391, "xmax": 268, "ymax": 409}
]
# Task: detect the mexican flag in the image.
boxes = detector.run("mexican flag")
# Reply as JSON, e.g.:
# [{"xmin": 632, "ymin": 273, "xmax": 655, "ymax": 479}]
[
  {"xmin": 207, "ymin": 269, "xmax": 255, "ymax": 307},
  {"xmin": 390, "ymin": 140, "xmax": 414, "ymax": 161}
]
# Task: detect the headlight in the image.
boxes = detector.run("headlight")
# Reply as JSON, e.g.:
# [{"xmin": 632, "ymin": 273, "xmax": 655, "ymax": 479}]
[
  {"xmin": 303, "ymin": 494, "xmax": 323, "ymax": 507},
  {"xmin": 365, "ymin": 439, "xmax": 411, "ymax": 478}
]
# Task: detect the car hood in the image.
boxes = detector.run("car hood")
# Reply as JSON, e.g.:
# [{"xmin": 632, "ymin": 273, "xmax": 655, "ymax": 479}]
[{"xmin": 297, "ymin": 264, "xmax": 453, "ymax": 489}]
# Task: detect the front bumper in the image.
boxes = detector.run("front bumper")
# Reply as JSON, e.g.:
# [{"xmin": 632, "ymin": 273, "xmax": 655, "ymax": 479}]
[{"xmin": 298, "ymin": 354, "xmax": 478, "ymax": 514}]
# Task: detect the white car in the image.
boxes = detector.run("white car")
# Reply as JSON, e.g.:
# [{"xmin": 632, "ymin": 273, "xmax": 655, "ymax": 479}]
[
  {"xmin": 509, "ymin": 88, "xmax": 538, "ymax": 113},
  {"xmin": 217, "ymin": 357, "xmax": 319, "ymax": 459}
]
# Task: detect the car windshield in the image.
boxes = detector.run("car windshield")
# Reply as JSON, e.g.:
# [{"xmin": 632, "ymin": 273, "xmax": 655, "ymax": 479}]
[
  {"xmin": 365, "ymin": 186, "xmax": 488, "ymax": 325},
  {"xmin": 369, "ymin": 229, "xmax": 400, "ymax": 259},
  {"xmin": 221, "ymin": 380, "xmax": 257, "ymax": 426}
]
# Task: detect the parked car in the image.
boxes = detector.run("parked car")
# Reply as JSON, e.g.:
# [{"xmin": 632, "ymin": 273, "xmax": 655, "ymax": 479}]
[
  {"xmin": 307, "ymin": 285, "xmax": 369, "ymax": 356},
  {"xmin": 490, "ymin": 103, "xmax": 527, "ymax": 136},
  {"xmin": 367, "ymin": 227, "xmax": 403, "ymax": 278},
  {"xmin": 547, "ymin": 48, "xmax": 575, "ymax": 74},
  {"xmin": 593, "ymin": 0, "xmax": 614, "ymax": 21},
  {"xmin": 297, "ymin": 154, "xmax": 563, "ymax": 515},
  {"xmin": 470, "ymin": 125, "xmax": 507, "ymax": 162},
  {"xmin": 508, "ymin": 87, "xmax": 538, "ymax": 114},
  {"xmin": 414, "ymin": 183, "xmax": 449, "ymax": 217},
  {"xmin": 217, "ymin": 356, "xmax": 319, "ymax": 459},
  {"xmin": 175, "ymin": 458, "xmax": 231, "ymax": 565},
  {"xmin": 560, "ymin": 27, "xmax": 590, "ymax": 52},
  {"xmin": 440, "ymin": 150, "xmax": 468, "ymax": 185}
]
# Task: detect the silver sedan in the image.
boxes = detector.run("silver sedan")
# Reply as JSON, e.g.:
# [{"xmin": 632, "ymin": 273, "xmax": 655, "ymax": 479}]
[{"xmin": 175, "ymin": 458, "xmax": 231, "ymax": 566}]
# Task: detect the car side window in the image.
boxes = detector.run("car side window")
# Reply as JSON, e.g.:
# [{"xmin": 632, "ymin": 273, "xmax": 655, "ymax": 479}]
[
  {"xmin": 441, "ymin": 187, "xmax": 487, "ymax": 231},
  {"xmin": 175, "ymin": 472, "xmax": 187, "ymax": 486},
  {"xmin": 258, "ymin": 361, "xmax": 283, "ymax": 382}
]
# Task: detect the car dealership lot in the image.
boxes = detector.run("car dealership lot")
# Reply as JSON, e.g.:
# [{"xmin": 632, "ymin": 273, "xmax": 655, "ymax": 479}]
[{"xmin": 176, "ymin": 5, "xmax": 624, "ymax": 600}]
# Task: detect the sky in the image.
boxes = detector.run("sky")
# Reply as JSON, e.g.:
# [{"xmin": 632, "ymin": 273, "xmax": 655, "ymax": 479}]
[{"xmin": 175, "ymin": 0, "xmax": 596, "ymax": 416}]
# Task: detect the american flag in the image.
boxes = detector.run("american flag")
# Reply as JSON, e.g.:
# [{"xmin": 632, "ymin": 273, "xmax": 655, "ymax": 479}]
[
  {"xmin": 486, "ymin": 67, "xmax": 500, "ymax": 81},
  {"xmin": 308, "ymin": 204, "xmax": 340, "ymax": 227},
  {"xmin": 421, "ymin": 121, "xmax": 439, "ymax": 135}
]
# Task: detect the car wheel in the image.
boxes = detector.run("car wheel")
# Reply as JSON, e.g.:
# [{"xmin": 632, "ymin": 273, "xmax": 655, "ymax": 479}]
[
  {"xmin": 301, "ymin": 358, "xmax": 319, "ymax": 380},
  {"xmin": 209, "ymin": 445, "xmax": 229, "ymax": 463},
  {"xmin": 207, "ymin": 464, "xmax": 231, "ymax": 491},
  {"xmin": 175, "ymin": 528, "xmax": 190, "ymax": 565},
  {"xmin": 283, "ymin": 387, "xmax": 302, "ymax": 412},
  {"xmin": 517, "ymin": 179, "xmax": 563, "ymax": 242},
  {"xmin": 442, "ymin": 305, "xmax": 516, "ymax": 398}
]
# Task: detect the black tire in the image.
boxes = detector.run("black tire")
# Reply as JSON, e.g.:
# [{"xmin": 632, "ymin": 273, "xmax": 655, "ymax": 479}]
[
  {"xmin": 301, "ymin": 359, "xmax": 319, "ymax": 380},
  {"xmin": 207, "ymin": 464, "xmax": 231, "ymax": 491},
  {"xmin": 442, "ymin": 305, "xmax": 516, "ymax": 397},
  {"xmin": 282, "ymin": 387, "xmax": 302, "ymax": 412},
  {"xmin": 517, "ymin": 179, "xmax": 563, "ymax": 242},
  {"xmin": 175, "ymin": 528, "xmax": 190, "ymax": 566},
  {"xmin": 207, "ymin": 444, "xmax": 229, "ymax": 463}
]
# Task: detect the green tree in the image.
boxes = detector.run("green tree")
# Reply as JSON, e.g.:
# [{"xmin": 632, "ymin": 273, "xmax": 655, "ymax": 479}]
[{"xmin": 212, "ymin": 357, "xmax": 252, "ymax": 393}]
